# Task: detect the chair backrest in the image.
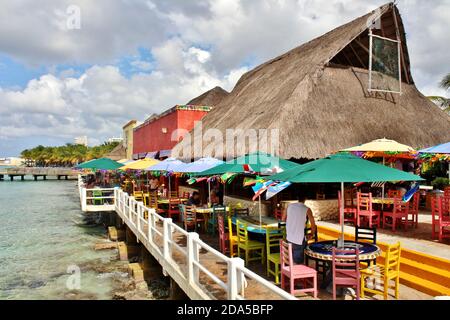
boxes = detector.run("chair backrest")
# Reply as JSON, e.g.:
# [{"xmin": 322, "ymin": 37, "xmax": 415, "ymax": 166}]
[
  {"xmin": 169, "ymin": 198, "xmax": 181, "ymax": 210},
  {"xmin": 355, "ymin": 226, "xmax": 377, "ymax": 244},
  {"xmin": 388, "ymin": 189, "xmax": 402, "ymax": 199},
  {"xmin": 273, "ymin": 207, "xmax": 283, "ymax": 221},
  {"xmin": 357, "ymin": 192, "xmax": 373, "ymax": 212},
  {"xmin": 280, "ymin": 240, "xmax": 293, "ymax": 270},
  {"xmin": 218, "ymin": 214, "xmax": 225, "ymax": 239},
  {"xmin": 344, "ymin": 188, "xmax": 355, "ymax": 207},
  {"xmin": 148, "ymin": 194, "xmax": 158, "ymax": 209},
  {"xmin": 169, "ymin": 190, "xmax": 178, "ymax": 199},
  {"xmin": 234, "ymin": 208, "xmax": 250, "ymax": 216},
  {"xmin": 228, "ymin": 216, "xmax": 235, "ymax": 236},
  {"xmin": 316, "ymin": 193, "xmax": 326, "ymax": 200},
  {"xmin": 236, "ymin": 220, "xmax": 248, "ymax": 245},
  {"xmin": 265, "ymin": 227, "xmax": 284, "ymax": 257},
  {"xmin": 431, "ymin": 196, "xmax": 443, "ymax": 222},
  {"xmin": 409, "ymin": 192, "xmax": 420, "ymax": 213},
  {"xmin": 393, "ymin": 196, "xmax": 409, "ymax": 214},
  {"xmin": 184, "ymin": 206, "xmax": 196, "ymax": 222},
  {"xmin": 384, "ymin": 242, "xmax": 401, "ymax": 273},
  {"xmin": 332, "ymin": 247, "xmax": 360, "ymax": 278}
]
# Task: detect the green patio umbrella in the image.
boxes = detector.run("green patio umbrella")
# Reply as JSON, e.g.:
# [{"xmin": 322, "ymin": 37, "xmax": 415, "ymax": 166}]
[
  {"xmin": 76, "ymin": 158, "xmax": 123, "ymax": 171},
  {"xmin": 196, "ymin": 152, "xmax": 300, "ymax": 176},
  {"xmin": 270, "ymin": 153, "xmax": 423, "ymax": 246}
]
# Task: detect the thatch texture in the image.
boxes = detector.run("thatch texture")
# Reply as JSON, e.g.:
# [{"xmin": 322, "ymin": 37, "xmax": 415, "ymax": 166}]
[
  {"xmin": 172, "ymin": 3, "xmax": 450, "ymax": 161},
  {"xmin": 187, "ymin": 86, "xmax": 229, "ymax": 106},
  {"xmin": 106, "ymin": 144, "xmax": 126, "ymax": 161}
]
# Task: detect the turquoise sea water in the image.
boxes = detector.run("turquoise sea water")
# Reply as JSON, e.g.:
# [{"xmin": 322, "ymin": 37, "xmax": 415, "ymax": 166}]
[{"xmin": 0, "ymin": 179, "xmax": 125, "ymax": 300}]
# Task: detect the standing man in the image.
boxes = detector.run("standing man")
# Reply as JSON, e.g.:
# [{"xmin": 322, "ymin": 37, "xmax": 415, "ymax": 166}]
[{"xmin": 282, "ymin": 193, "xmax": 316, "ymax": 264}]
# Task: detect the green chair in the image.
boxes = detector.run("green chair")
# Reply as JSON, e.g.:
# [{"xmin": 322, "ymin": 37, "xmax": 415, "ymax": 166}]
[
  {"xmin": 265, "ymin": 226, "xmax": 285, "ymax": 284},
  {"xmin": 236, "ymin": 220, "xmax": 265, "ymax": 266},
  {"xmin": 207, "ymin": 206, "xmax": 225, "ymax": 235},
  {"xmin": 92, "ymin": 189, "xmax": 104, "ymax": 205}
]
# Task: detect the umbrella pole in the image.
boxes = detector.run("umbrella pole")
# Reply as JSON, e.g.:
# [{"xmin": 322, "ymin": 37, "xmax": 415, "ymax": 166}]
[
  {"xmin": 338, "ymin": 182, "xmax": 345, "ymax": 248},
  {"xmin": 259, "ymin": 195, "xmax": 262, "ymax": 229},
  {"xmin": 208, "ymin": 180, "xmax": 211, "ymax": 206},
  {"xmin": 382, "ymin": 157, "xmax": 385, "ymax": 211},
  {"xmin": 169, "ymin": 174, "xmax": 171, "ymax": 199}
]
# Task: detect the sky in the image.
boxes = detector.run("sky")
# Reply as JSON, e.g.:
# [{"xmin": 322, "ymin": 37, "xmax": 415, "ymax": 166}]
[{"xmin": 0, "ymin": 0, "xmax": 449, "ymax": 156}]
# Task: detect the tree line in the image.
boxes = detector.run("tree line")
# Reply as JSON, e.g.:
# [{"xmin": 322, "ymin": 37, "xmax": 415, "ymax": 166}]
[{"xmin": 21, "ymin": 142, "xmax": 119, "ymax": 167}]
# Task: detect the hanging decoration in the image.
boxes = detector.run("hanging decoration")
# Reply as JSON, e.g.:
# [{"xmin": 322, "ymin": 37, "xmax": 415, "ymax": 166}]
[{"xmin": 265, "ymin": 181, "xmax": 292, "ymax": 200}]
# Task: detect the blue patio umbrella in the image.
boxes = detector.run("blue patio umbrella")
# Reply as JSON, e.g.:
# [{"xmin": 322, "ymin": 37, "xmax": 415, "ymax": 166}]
[
  {"xmin": 419, "ymin": 142, "xmax": 450, "ymax": 179},
  {"xmin": 145, "ymin": 158, "xmax": 186, "ymax": 196}
]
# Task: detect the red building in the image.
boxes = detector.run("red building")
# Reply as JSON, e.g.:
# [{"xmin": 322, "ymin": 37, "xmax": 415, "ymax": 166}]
[{"xmin": 132, "ymin": 105, "xmax": 212, "ymax": 159}]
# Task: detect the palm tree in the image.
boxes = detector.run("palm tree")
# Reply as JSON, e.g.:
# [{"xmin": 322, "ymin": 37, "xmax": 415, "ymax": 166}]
[{"xmin": 429, "ymin": 73, "xmax": 450, "ymax": 112}]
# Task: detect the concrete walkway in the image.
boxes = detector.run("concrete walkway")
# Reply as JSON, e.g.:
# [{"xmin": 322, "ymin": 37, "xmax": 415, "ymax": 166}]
[{"xmin": 317, "ymin": 210, "xmax": 450, "ymax": 261}]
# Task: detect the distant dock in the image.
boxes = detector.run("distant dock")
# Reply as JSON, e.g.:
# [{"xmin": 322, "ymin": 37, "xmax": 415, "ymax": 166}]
[{"xmin": 0, "ymin": 167, "xmax": 77, "ymax": 181}]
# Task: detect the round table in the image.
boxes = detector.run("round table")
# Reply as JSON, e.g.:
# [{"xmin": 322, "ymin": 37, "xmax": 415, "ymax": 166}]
[{"xmin": 305, "ymin": 240, "xmax": 381, "ymax": 289}]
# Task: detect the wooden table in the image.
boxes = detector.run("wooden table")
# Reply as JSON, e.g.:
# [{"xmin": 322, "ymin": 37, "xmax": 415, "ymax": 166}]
[
  {"xmin": 195, "ymin": 207, "xmax": 230, "ymax": 214},
  {"xmin": 157, "ymin": 198, "xmax": 188, "ymax": 205}
]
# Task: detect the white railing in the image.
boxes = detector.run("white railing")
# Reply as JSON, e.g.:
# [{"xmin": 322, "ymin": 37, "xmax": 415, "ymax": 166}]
[
  {"xmin": 80, "ymin": 184, "xmax": 295, "ymax": 300},
  {"xmin": 78, "ymin": 175, "xmax": 116, "ymax": 212}
]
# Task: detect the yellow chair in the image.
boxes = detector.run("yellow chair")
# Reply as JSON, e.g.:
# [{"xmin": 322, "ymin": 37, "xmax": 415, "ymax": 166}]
[
  {"xmin": 236, "ymin": 220, "xmax": 265, "ymax": 266},
  {"xmin": 133, "ymin": 191, "xmax": 144, "ymax": 203},
  {"xmin": 265, "ymin": 227, "xmax": 285, "ymax": 284},
  {"xmin": 360, "ymin": 242, "xmax": 401, "ymax": 300},
  {"xmin": 228, "ymin": 217, "xmax": 238, "ymax": 257}
]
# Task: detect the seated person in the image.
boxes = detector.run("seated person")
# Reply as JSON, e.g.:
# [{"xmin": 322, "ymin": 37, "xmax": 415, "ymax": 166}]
[
  {"xmin": 209, "ymin": 190, "xmax": 221, "ymax": 206},
  {"xmin": 187, "ymin": 191, "xmax": 201, "ymax": 206},
  {"xmin": 149, "ymin": 177, "xmax": 160, "ymax": 191}
]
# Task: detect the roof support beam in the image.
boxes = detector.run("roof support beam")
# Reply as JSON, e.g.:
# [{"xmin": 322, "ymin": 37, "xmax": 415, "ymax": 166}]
[
  {"xmin": 349, "ymin": 43, "xmax": 366, "ymax": 69},
  {"xmin": 391, "ymin": 8, "xmax": 411, "ymax": 84}
]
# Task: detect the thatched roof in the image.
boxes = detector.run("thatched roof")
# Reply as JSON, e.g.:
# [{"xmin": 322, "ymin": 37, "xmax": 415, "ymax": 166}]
[
  {"xmin": 106, "ymin": 144, "xmax": 126, "ymax": 161},
  {"xmin": 172, "ymin": 2, "xmax": 450, "ymax": 161},
  {"xmin": 187, "ymin": 86, "xmax": 229, "ymax": 106}
]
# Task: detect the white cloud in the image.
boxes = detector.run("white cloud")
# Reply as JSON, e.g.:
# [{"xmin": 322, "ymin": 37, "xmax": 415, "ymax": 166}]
[{"xmin": 0, "ymin": 0, "xmax": 448, "ymax": 154}]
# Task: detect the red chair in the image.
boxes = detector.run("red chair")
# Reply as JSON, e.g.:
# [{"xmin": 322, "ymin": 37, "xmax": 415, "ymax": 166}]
[
  {"xmin": 332, "ymin": 247, "xmax": 360, "ymax": 300},
  {"xmin": 218, "ymin": 214, "xmax": 229, "ymax": 255},
  {"xmin": 431, "ymin": 197, "xmax": 450, "ymax": 242},
  {"xmin": 338, "ymin": 190, "xmax": 357, "ymax": 225},
  {"xmin": 388, "ymin": 189, "xmax": 403, "ymax": 198},
  {"xmin": 407, "ymin": 192, "xmax": 420, "ymax": 228},
  {"xmin": 383, "ymin": 197, "xmax": 409, "ymax": 232},
  {"xmin": 356, "ymin": 192, "xmax": 381, "ymax": 228},
  {"xmin": 273, "ymin": 207, "xmax": 283, "ymax": 221},
  {"xmin": 182, "ymin": 192, "xmax": 190, "ymax": 199},
  {"xmin": 280, "ymin": 240, "xmax": 317, "ymax": 298},
  {"xmin": 168, "ymin": 199, "xmax": 181, "ymax": 221}
]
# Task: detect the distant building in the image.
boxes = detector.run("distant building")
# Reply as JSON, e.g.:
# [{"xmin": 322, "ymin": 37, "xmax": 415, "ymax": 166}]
[
  {"xmin": 0, "ymin": 157, "xmax": 24, "ymax": 167},
  {"xmin": 74, "ymin": 136, "xmax": 88, "ymax": 146},
  {"xmin": 132, "ymin": 87, "xmax": 228, "ymax": 160},
  {"xmin": 122, "ymin": 120, "xmax": 138, "ymax": 160},
  {"xmin": 133, "ymin": 105, "xmax": 212, "ymax": 159},
  {"xmin": 107, "ymin": 137, "xmax": 124, "ymax": 144}
]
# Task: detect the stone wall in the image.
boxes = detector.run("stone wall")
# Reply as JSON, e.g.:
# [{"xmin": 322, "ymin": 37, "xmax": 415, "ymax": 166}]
[{"xmin": 224, "ymin": 195, "xmax": 271, "ymax": 216}]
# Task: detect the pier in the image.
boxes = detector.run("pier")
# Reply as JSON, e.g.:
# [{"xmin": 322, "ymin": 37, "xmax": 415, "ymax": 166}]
[{"xmin": 0, "ymin": 167, "xmax": 77, "ymax": 181}]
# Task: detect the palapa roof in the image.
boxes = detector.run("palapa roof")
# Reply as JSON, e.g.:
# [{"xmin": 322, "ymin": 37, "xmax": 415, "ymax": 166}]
[
  {"xmin": 172, "ymin": 2, "xmax": 450, "ymax": 161},
  {"xmin": 106, "ymin": 144, "xmax": 126, "ymax": 161},
  {"xmin": 187, "ymin": 86, "xmax": 229, "ymax": 106}
]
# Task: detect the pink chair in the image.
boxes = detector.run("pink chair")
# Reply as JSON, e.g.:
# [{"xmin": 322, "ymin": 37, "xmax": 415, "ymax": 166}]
[
  {"xmin": 218, "ymin": 214, "xmax": 229, "ymax": 254},
  {"xmin": 383, "ymin": 197, "xmax": 409, "ymax": 232},
  {"xmin": 338, "ymin": 190, "xmax": 357, "ymax": 225},
  {"xmin": 332, "ymin": 247, "xmax": 360, "ymax": 300},
  {"xmin": 431, "ymin": 197, "xmax": 450, "ymax": 242},
  {"xmin": 356, "ymin": 192, "xmax": 381, "ymax": 228},
  {"xmin": 407, "ymin": 192, "xmax": 420, "ymax": 228},
  {"xmin": 280, "ymin": 240, "xmax": 317, "ymax": 298}
]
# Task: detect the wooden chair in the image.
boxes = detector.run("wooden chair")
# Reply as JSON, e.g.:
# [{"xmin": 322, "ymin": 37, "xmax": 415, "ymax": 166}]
[
  {"xmin": 431, "ymin": 197, "xmax": 450, "ymax": 242},
  {"xmin": 383, "ymin": 197, "xmax": 408, "ymax": 232},
  {"xmin": 361, "ymin": 242, "xmax": 401, "ymax": 300},
  {"xmin": 148, "ymin": 193, "xmax": 166, "ymax": 215},
  {"xmin": 273, "ymin": 207, "xmax": 283, "ymax": 221},
  {"xmin": 355, "ymin": 226, "xmax": 377, "ymax": 266},
  {"xmin": 234, "ymin": 208, "xmax": 250, "ymax": 216},
  {"xmin": 236, "ymin": 220, "xmax": 265, "ymax": 266},
  {"xmin": 169, "ymin": 190, "xmax": 178, "ymax": 199},
  {"xmin": 265, "ymin": 227, "xmax": 284, "ymax": 284},
  {"xmin": 208, "ymin": 206, "xmax": 225, "ymax": 235},
  {"xmin": 178, "ymin": 203, "xmax": 185, "ymax": 223},
  {"xmin": 332, "ymin": 247, "xmax": 360, "ymax": 300},
  {"xmin": 168, "ymin": 199, "xmax": 181, "ymax": 221},
  {"xmin": 407, "ymin": 192, "xmax": 420, "ymax": 228},
  {"xmin": 280, "ymin": 240, "xmax": 317, "ymax": 298},
  {"xmin": 228, "ymin": 217, "xmax": 238, "ymax": 257},
  {"xmin": 356, "ymin": 192, "xmax": 381, "ymax": 228},
  {"xmin": 218, "ymin": 213, "xmax": 229, "ymax": 255},
  {"xmin": 183, "ymin": 206, "xmax": 197, "ymax": 232},
  {"xmin": 338, "ymin": 190, "xmax": 357, "ymax": 225},
  {"xmin": 388, "ymin": 189, "xmax": 402, "ymax": 199},
  {"xmin": 182, "ymin": 192, "xmax": 190, "ymax": 200},
  {"xmin": 133, "ymin": 191, "xmax": 144, "ymax": 203}
]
